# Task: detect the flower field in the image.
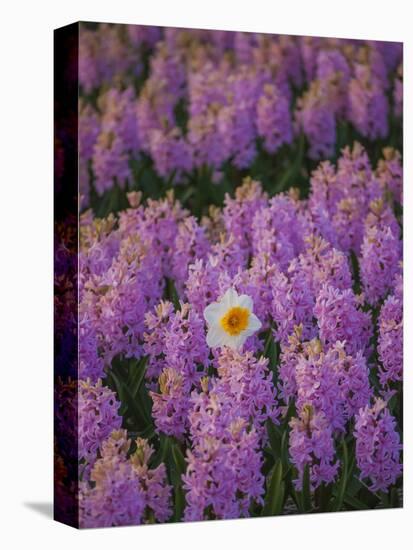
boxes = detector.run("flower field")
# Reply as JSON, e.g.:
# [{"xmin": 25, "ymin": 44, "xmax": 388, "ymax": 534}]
[{"xmin": 54, "ymin": 23, "xmax": 403, "ymax": 528}]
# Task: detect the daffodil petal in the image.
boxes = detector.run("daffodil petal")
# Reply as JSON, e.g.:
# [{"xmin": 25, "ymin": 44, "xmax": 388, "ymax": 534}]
[
  {"xmin": 203, "ymin": 288, "xmax": 262, "ymax": 350},
  {"xmin": 206, "ymin": 326, "xmax": 225, "ymax": 348},
  {"xmin": 231, "ymin": 332, "xmax": 249, "ymax": 350},
  {"xmin": 237, "ymin": 294, "xmax": 253, "ymax": 311},
  {"xmin": 222, "ymin": 287, "xmax": 238, "ymax": 308},
  {"xmin": 248, "ymin": 313, "xmax": 262, "ymax": 332},
  {"xmin": 203, "ymin": 301, "xmax": 223, "ymax": 325}
]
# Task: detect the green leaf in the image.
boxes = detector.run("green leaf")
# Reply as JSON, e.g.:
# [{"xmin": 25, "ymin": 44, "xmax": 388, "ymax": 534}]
[
  {"xmin": 262, "ymin": 460, "xmax": 284, "ymax": 516},
  {"xmin": 283, "ymin": 401, "xmax": 297, "ymax": 424},
  {"xmin": 379, "ymin": 491, "xmax": 390, "ymax": 508},
  {"xmin": 138, "ymin": 381, "xmax": 154, "ymax": 424},
  {"xmin": 266, "ymin": 419, "xmax": 281, "ymax": 459},
  {"xmin": 172, "ymin": 443, "xmax": 187, "ymax": 475},
  {"xmin": 109, "ymin": 368, "xmax": 153, "ymax": 429},
  {"xmin": 170, "ymin": 443, "xmax": 187, "ymax": 522},
  {"xmin": 127, "ymin": 356, "xmax": 148, "ymax": 398},
  {"xmin": 345, "ymin": 474, "xmax": 365, "ymax": 497},
  {"xmin": 262, "ymin": 328, "xmax": 274, "ymax": 358},
  {"xmin": 343, "ymin": 494, "xmax": 370, "ymax": 510},
  {"xmin": 301, "ymin": 463, "xmax": 312, "ymax": 512},
  {"xmin": 390, "ymin": 487, "xmax": 400, "ymax": 508},
  {"xmin": 149, "ymin": 433, "xmax": 171, "ymax": 469},
  {"xmin": 173, "ymin": 485, "xmax": 185, "ymax": 522},
  {"xmin": 166, "ymin": 278, "xmax": 181, "ymax": 311},
  {"xmin": 290, "ymin": 485, "xmax": 302, "ymax": 513},
  {"xmin": 136, "ymin": 423, "xmax": 156, "ymax": 440},
  {"xmin": 280, "ymin": 427, "xmax": 290, "ymax": 468},
  {"xmin": 331, "ymin": 438, "xmax": 348, "ymax": 512},
  {"xmin": 316, "ymin": 483, "xmax": 333, "ymax": 513}
]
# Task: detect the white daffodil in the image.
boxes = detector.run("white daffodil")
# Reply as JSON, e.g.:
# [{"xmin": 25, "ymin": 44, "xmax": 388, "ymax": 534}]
[{"xmin": 203, "ymin": 288, "xmax": 262, "ymax": 350}]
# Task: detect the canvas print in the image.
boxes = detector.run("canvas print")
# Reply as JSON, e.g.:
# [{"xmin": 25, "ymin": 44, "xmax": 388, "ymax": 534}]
[{"xmin": 54, "ymin": 22, "xmax": 403, "ymax": 529}]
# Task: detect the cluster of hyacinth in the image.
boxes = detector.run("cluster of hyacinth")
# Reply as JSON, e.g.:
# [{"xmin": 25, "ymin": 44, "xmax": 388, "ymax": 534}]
[
  {"xmin": 80, "ymin": 430, "xmax": 172, "ymax": 527},
  {"xmin": 182, "ymin": 372, "xmax": 268, "ymax": 521},
  {"xmin": 354, "ymin": 399, "xmax": 402, "ymax": 492},
  {"xmin": 78, "ymin": 24, "xmax": 402, "ymax": 204},
  {"xmin": 75, "ymin": 140, "xmax": 402, "ymax": 527}
]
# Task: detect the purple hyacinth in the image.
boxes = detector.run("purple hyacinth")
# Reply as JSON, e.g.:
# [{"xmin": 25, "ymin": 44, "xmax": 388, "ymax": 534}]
[
  {"xmin": 79, "ymin": 313, "xmax": 105, "ymax": 382},
  {"xmin": 183, "ymin": 380, "xmax": 265, "ymax": 521},
  {"xmin": 295, "ymin": 339, "xmax": 371, "ymax": 432},
  {"xmin": 336, "ymin": 142, "xmax": 381, "ymax": 205},
  {"xmin": 80, "ymin": 225, "xmax": 163, "ymax": 362},
  {"xmin": 80, "ymin": 452, "xmax": 144, "ymax": 528},
  {"xmin": 80, "ymin": 430, "xmax": 172, "ymax": 527},
  {"xmin": 314, "ymin": 284, "xmax": 372, "ymax": 357},
  {"xmin": 316, "ymin": 49, "xmax": 351, "ymax": 116},
  {"xmin": 364, "ymin": 197, "xmax": 400, "ymax": 239},
  {"xmin": 295, "ymin": 80, "xmax": 336, "ymax": 160},
  {"xmin": 289, "ymin": 404, "xmax": 339, "ymax": 490},
  {"xmin": 378, "ymin": 278, "xmax": 403, "ymax": 387},
  {"xmin": 92, "ymin": 131, "xmax": 132, "ymax": 195},
  {"xmin": 92, "ymin": 87, "xmax": 140, "ymax": 194},
  {"xmin": 393, "ymin": 63, "xmax": 403, "ymax": 118},
  {"xmin": 223, "ymin": 178, "xmax": 268, "ymax": 264},
  {"xmin": 252, "ymin": 192, "xmax": 308, "ymax": 270},
  {"xmin": 233, "ymin": 31, "xmax": 258, "ymax": 64},
  {"xmin": 330, "ymin": 143, "xmax": 382, "ymax": 254},
  {"xmin": 172, "ymin": 216, "xmax": 211, "ymax": 293},
  {"xmin": 186, "ymin": 63, "xmax": 230, "ymax": 169},
  {"xmin": 148, "ymin": 126, "xmax": 192, "ymax": 182},
  {"xmin": 354, "ymin": 399, "xmax": 402, "ymax": 492},
  {"xmin": 278, "ymin": 35, "xmax": 303, "ymax": 88},
  {"xmin": 144, "ymin": 302, "xmax": 209, "ymax": 387},
  {"xmin": 79, "ymin": 27, "xmax": 103, "ymax": 93},
  {"xmin": 185, "ymin": 258, "xmax": 221, "ymax": 317},
  {"xmin": 150, "ymin": 368, "xmax": 190, "ymax": 438},
  {"xmin": 279, "ymin": 324, "xmax": 307, "ymax": 403},
  {"xmin": 98, "ymin": 87, "xmax": 140, "ymax": 153},
  {"xmin": 289, "ymin": 234, "xmax": 353, "ymax": 297},
  {"xmin": 79, "ymin": 210, "xmax": 120, "ymax": 277},
  {"xmin": 215, "ymin": 348, "xmax": 279, "ymax": 436},
  {"xmin": 149, "ymin": 41, "xmax": 186, "ymax": 100},
  {"xmin": 362, "ymin": 43, "xmax": 390, "ymax": 89},
  {"xmin": 126, "ymin": 24, "xmax": 162, "ymax": 48},
  {"xmin": 270, "ymin": 266, "xmax": 316, "ymax": 345},
  {"xmin": 348, "ymin": 64, "xmax": 389, "ymax": 140},
  {"xmin": 130, "ymin": 437, "xmax": 173, "ymax": 523},
  {"xmin": 309, "ymin": 160, "xmax": 341, "ymax": 216},
  {"xmin": 188, "ymin": 107, "xmax": 228, "ymax": 170},
  {"xmin": 373, "ymin": 41, "xmax": 402, "ymax": 73},
  {"xmin": 207, "ymin": 233, "xmax": 247, "ymax": 279},
  {"xmin": 231, "ymin": 252, "xmax": 279, "ymax": 329},
  {"xmin": 256, "ymin": 83, "xmax": 293, "ymax": 154},
  {"xmin": 127, "ymin": 191, "xmax": 187, "ymax": 278},
  {"xmin": 142, "ymin": 300, "xmax": 174, "ymax": 381},
  {"xmin": 79, "ymin": 101, "xmax": 100, "ymax": 162},
  {"xmin": 299, "ymin": 35, "xmax": 322, "ymax": 83},
  {"xmin": 136, "ymin": 77, "xmax": 176, "ymax": 153},
  {"xmin": 78, "ymin": 379, "xmax": 122, "ymax": 470},
  {"xmin": 376, "ymin": 147, "xmax": 403, "ymax": 205},
  {"xmin": 217, "ymin": 68, "xmax": 260, "ymax": 169},
  {"xmin": 360, "ymin": 224, "xmax": 401, "ymax": 306}
]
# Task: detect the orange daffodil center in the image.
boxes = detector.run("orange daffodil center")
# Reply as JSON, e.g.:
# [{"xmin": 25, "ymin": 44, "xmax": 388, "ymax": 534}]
[
  {"xmin": 203, "ymin": 288, "xmax": 262, "ymax": 350},
  {"xmin": 220, "ymin": 306, "xmax": 250, "ymax": 336}
]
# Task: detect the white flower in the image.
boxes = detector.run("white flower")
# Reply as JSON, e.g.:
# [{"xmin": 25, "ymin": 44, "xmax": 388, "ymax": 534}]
[{"xmin": 203, "ymin": 288, "xmax": 262, "ymax": 350}]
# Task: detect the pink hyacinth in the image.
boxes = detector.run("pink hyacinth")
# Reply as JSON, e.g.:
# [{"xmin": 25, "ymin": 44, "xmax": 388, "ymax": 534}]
[{"xmin": 354, "ymin": 399, "xmax": 402, "ymax": 492}]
